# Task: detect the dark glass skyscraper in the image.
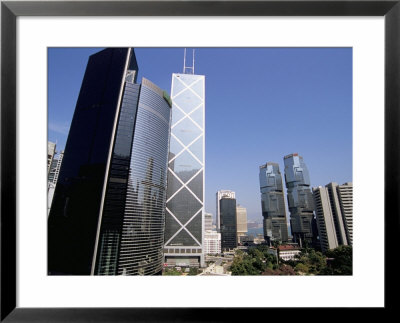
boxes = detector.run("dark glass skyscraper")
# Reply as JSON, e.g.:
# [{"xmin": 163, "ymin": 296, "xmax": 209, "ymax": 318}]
[
  {"xmin": 219, "ymin": 197, "xmax": 237, "ymax": 250},
  {"xmin": 283, "ymin": 153, "xmax": 316, "ymax": 247},
  {"xmin": 48, "ymin": 48, "xmax": 171, "ymax": 275},
  {"xmin": 259, "ymin": 162, "xmax": 289, "ymax": 245}
]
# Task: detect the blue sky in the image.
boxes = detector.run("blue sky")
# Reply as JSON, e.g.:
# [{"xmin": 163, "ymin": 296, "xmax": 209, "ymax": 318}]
[{"xmin": 48, "ymin": 47, "xmax": 352, "ymax": 222}]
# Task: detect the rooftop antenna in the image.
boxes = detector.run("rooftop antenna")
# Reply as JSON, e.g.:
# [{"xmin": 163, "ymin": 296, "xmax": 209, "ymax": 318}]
[{"xmin": 183, "ymin": 48, "xmax": 195, "ymax": 74}]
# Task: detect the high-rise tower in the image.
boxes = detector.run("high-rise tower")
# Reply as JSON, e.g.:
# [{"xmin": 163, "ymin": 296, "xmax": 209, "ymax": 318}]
[
  {"xmin": 164, "ymin": 49, "xmax": 205, "ymax": 268},
  {"xmin": 313, "ymin": 182, "xmax": 353, "ymax": 252},
  {"xmin": 313, "ymin": 186, "xmax": 339, "ymax": 253},
  {"xmin": 47, "ymin": 141, "xmax": 56, "ymax": 174},
  {"xmin": 204, "ymin": 212, "xmax": 213, "ymax": 232},
  {"xmin": 236, "ymin": 205, "xmax": 248, "ymax": 243},
  {"xmin": 48, "ymin": 150, "xmax": 64, "ymax": 185},
  {"xmin": 259, "ymin": 162, "xmax": 289, "ymax": 245},
  {"xmin": 48, "ymin": 150, "xmax": 64, "ymax": 216},
  {"xmin": 216, "ymin": 190, "xmax": 235, "ymax": 232},
  {"xmin": 337, "ymin": 182, "xmax": 353, "ymax": 245},
  {"xmin": 48, "ymin": 48, "xmax": 171, "ymax": 275},
  {"xmin": 283, "ymin": 153, "xmax": 316, "ymax": 247},
  {"xmin": 219, "ymin": 195, "xmax": 237, "ymax": 250}
]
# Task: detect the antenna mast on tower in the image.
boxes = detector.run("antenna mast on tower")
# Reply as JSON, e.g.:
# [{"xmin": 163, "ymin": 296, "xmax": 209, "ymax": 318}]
[{"xmin": 183, "ymin": 48, "xmax": 195, "ymax": 74}]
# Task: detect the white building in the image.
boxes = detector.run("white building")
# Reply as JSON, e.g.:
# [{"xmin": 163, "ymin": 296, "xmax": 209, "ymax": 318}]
[
  {"xmin": 164, "ymin": 50, "xmax": 206, "ymax": 268},
  {"xmin": 313, "ymin": 186, "xmax": 339, "ymax": 253},
  {"xmin": 47, "ymin": 141, "xmax": 56, "ymax": 174},
  {"xmin": 268, "ymin": 245, "xmax": 301, "ymax": 262},
  {"xmin": 313, "ymin": 182, "xmax": 353, "ymax": 252},
  {"xmin": 204, "ymin": 231, "xmax": 221, "ymax": 255},
  {"xmin": 48, "ymin": 150, "xmax": 64, "ymax": 216},
  {"xmin": 205, "ymin": 212, "xmax": 213, "ymax": 231},
  {"xmin": 337, "ymin": 182, "xmax": 353, "ymax": 245},
  {"xmin": 278, "ymin": 245, "xmax": 301, "ymax": 261},
  {"xmin": 47, "ymin": 182, "xmax": 55, "ymax": 216},
  {"xmin": 48, "ymin": 151, "xmax": 64, "ymax": 185}
]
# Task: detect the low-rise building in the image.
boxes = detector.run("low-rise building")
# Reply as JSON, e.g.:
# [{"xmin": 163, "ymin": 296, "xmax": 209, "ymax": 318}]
[
  {"xmin": 278, "ymin": 245, "xmax": 301, "ymax": 261},
  {"xmin": 268, "ymin": 245, "xmax": 301, "ymax": 262}
]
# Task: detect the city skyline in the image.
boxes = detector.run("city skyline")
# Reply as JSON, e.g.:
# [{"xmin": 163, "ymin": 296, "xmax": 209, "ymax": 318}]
[{"xmin": 48, "ymin": 47, "xmax": 352, "ymax": 222}]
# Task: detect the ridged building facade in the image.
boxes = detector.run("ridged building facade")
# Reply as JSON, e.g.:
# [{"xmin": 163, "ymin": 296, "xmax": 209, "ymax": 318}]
[{"xmin": 313, "ymin": 182, "xmax": 353, "ymax": 252}]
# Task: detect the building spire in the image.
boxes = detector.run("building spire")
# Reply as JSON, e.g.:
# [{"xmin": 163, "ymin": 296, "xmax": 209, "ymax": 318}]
[{"xmin": 183, "ymin": 48, "xmax": 195, "ymax": 74}]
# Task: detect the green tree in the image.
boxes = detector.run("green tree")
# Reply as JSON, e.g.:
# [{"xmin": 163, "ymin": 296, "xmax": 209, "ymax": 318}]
[
  {"xmin": 308, "ymin": 249, "xmax": 327, "ymax": 274},
  {"xmin": 323, "ymin": 245, "xmax": 352, "ymax": 275},
  {"xmin": 188, "ymin": 267, "xmax": 199, "ymax": 276},
  {"xmin": 163, "ymin": 268, "xmax": 182, "ymax": 276},
  {"xmin": 295, "ymin": 262, "xmax": 309, "ymax": 274}
]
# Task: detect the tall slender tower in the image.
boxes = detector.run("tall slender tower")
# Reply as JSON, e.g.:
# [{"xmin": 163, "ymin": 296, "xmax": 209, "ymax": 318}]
[
  {"xmin": 164, "ymin": 49, "xmax": 205, "ymax": 268},
  {"xmin": 313, "ymin": 182, "xmax": 353, "ymax": 252},
  {"xmin": 48, "ymin": 48, "xmax": 171, "ymax": 275},
  {"xmin": 259, "ymin": 162, "xmax": 289, "ymax": 245},
  {"xmin": 47, "ymin": 141, "xmax": 56, "ymax": 175},
  {"xmin": 236, "ymin": 205, "xmax": 248, "ymax": 243},
  {"xmin": 283, "ymin": 153, "xmax": 316, "ymax": 247},
  {"xmin": 204, "ymin": 212, "xmax": 213, "ymax": 232},
  {"xmin": 325, "ymin": 182, "xmax": 348, "ymax": 246},
  {"xmin": 48, "ymin": 150, "xmax": 64, "ymax": 185},
  {"xmin": 219, "ymin": 195, "xmax": 237, "ymax": 251},
  {"xmin": 216, "ymin": 190, "xmax": 236, "ymax": 232},
  {"xmin": 48, "ymin": 150, "xmax": 64, "ymax": 216},
  {"xmin": 337, "ymin": 182, "xmax": 353, "ymax": 245},
  {"xmin": 313, "ymin": 186, "xmax": 339, "ymax": 253}
]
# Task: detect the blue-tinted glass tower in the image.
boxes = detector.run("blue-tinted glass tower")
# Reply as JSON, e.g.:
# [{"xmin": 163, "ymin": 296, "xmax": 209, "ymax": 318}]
[
  {"xmin": 259, "ymin": 162, "xmax": 289, "ymax": 245},
  {"xmin": 283, "ymin": 153, "xmax": 316, "ymax": 247},
  {"xmin": 48, "ymin": 48, "xmax": 171, "ymax": 275}
]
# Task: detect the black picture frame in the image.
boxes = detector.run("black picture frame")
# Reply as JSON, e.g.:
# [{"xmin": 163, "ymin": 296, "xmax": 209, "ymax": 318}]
[{"xmin": 1, "ymin": 0, "xmax": 398, "ymax": 321}]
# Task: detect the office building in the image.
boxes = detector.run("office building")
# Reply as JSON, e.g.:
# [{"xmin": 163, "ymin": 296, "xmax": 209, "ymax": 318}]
[
  {"xmin": 204, "ymin": 231, "xmax": 221, "ymax": 255},
  {"xmin": 48, "ymin": 150, "xmax": 64, "ymax": 185},
  {"xmin": 48, "ymin": 150, "xmax": 64, "ymax": 215},
  {"xmin": 47, "ymin": 182, "xmax": 55, "ymax": 216},
  {"xmin": 313, "ymin": 182, "xmax": 353, "ymax": 252},
  {"xmin": 48, "ymin": 48, "xmax": 171, "ymax": 275},
  {"xmin": 219, "ymin": 194, "xmax": 237, "ymax": 250},
  {"xmin": 268, "ymin": 245, "xmax": 301, "ymax": 262},
  {"xmin": 337, "ymin": 182, "xmax": 353, "ymax": 245},
  {"xmin": 259, "ymin": 162, "xmax": 289, "ymax": 245},
  {"xmin": 47, "ymin": 141, "xmax": 56, "ymax": 174},
  {"xmin": 326, "ymin": 182, "xmax": 348, "ymax": 245},
  {"xmin": 284, "ymin": 153, "xmax": 316, "ymax": 247},
  {"xmin": 236, "ymin": 205, "xmax": 248, "ymax": 243},
  {"xmin": 313, "ymin": 186, "xmax": 339, "ymax": 253},
  {"xmin": 216, "ymin": 190, "xmax": 235, "ymax": 232},
  {"xmin": 164, "ymin": 49, "xmax": 205, "ymax": 268},
  {"xmin": 205, "ymin": 212, "xmax": 213, "ymax": 231}
]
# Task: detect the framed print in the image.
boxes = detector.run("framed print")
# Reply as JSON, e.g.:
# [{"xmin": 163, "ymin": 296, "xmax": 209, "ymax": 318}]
[{"xmin": 1, "ymin": 0, "xmax": 398, "ymax": 321}]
